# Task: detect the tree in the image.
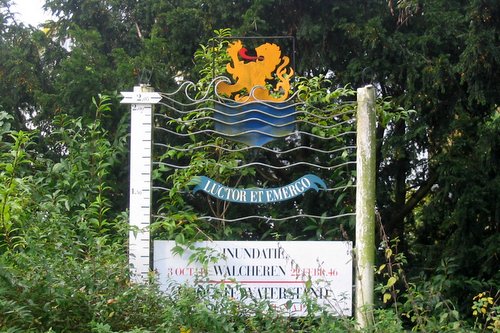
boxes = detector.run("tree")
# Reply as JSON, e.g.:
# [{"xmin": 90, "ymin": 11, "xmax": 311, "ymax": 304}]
[{"xmin": 0, "ymin": 0, "xmax": 498, "ymax": 314}]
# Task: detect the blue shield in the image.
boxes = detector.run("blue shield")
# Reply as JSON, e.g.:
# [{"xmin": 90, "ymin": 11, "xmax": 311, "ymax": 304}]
[{"xmin": 214, "ymin": 102, "xmax": 296, "ymax": 146}]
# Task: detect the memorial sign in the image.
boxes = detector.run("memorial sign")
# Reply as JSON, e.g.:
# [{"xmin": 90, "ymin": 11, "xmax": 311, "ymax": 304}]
[
  {"xmin": 120, "ymin": 36, "xmax": 364, "ymax": 321},
  {"xmin": 154, "ymin": 240, "xmax": 353, "ymax": 316}
]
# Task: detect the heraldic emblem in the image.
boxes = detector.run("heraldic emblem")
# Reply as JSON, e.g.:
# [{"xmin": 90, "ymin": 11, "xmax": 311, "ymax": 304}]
[{"xmin": 214, "ymin": 40, "xmax": 296, "ymax": 146}]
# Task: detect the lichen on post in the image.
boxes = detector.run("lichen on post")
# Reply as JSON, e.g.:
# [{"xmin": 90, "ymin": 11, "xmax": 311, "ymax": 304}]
[{"xmin": 355, "ymin": 85, "xmax": 376, "ymax": 328}]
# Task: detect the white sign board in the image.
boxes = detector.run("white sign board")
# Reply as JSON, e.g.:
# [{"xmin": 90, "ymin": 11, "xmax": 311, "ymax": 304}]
[{"xmin": 154, "ymin": 240, "xmax": 352, "ymax": 316}]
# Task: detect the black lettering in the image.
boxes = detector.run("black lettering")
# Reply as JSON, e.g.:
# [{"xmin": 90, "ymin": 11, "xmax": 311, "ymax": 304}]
[{"xmin": 213, "ymin": 265, "xmax": 224, "ymax": 275}]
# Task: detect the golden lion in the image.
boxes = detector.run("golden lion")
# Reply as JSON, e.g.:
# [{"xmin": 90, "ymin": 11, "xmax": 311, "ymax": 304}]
[{"xmin": 217, "ymin": 40, "xmax": 294, "ymax": 102}]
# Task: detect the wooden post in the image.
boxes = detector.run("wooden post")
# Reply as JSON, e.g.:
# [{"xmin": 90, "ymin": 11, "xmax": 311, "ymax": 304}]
[
  {"xmin": 355, "ymin": 85, "xmax": 376, "ymax": 327},
  {"xmin": 121, "ymin": 85, "xmax": 161, "ymax": 283}
]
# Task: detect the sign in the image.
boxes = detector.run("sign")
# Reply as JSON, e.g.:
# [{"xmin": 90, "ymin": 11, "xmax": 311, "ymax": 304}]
[
  {"xmin": 154, "ymin": 241, "xmax": 352, "ymax": 316},
  {"xmin": 191, "ymin": 174, "xmax": 327, "ymax": 204}
]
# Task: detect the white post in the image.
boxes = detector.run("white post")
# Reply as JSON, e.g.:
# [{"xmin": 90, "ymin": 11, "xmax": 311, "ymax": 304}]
[
  {"xmin": 355, "ymin": 85, "xmax": 376, "ymax": 327},
  {"xmin": 120, "ymin": 85, "xmax": 161, "ymax": 283}
]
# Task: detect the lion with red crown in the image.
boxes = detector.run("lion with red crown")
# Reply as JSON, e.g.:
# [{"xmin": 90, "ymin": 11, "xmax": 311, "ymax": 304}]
[{"xmin": 217, "ymin": 40, "xmax": 294, "ymax": 102}]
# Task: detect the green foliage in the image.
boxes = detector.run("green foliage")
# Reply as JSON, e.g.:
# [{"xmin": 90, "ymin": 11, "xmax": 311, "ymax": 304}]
[
  {"xmin": 0, "ymin": 236, "xmax": 167, "ymax": 332},
  {"xmin": 0, "ymin": 96, "xmax": 160, "ymax": 332},
  {"xmin": 0, "ymin": 101, "xmax": 411, "ymax": 333},
  {"xmin": 193, "ymin": 28, "xmax": 232, "ymax": 90},
  {"xmin": 472, "ymin": 291, "xmax": 500, "ymax": 332},
  {"xmin": 0, "ymin": 129, "xmax": 33, "ymax": 252},
  {"xmin": 374, "ymin": 225, "xmax": 488, "ymax": 332},
  {"xmin": 0, "ymin": 0, "xmax": 498, "ymax": 329}
]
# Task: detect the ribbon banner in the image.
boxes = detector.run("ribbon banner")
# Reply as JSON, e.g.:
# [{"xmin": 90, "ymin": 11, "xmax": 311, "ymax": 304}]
[{"xmin": 192, "ymin": 174, "xmax": 327, "ymax": 204}]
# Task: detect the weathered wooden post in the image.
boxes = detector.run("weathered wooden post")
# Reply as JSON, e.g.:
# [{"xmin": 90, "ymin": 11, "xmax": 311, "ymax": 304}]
[
  {"xmin": 121, "ymin": 85, "xmax": 161, "ymax": 283},
  {"xmin": 355, "ymin": 84, "xmax": 376, "ymax": 327}
]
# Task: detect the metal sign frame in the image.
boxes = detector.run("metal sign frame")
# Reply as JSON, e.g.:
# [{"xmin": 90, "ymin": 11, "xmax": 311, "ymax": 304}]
[{"xmin": 121, "ymin": 83, "xmax": 375, "ymax": 324}]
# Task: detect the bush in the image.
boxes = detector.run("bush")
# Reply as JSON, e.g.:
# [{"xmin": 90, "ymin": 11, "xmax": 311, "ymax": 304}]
[{"xmin": 0, "ymin": 97, "xmax": 495, "ymax": 332}]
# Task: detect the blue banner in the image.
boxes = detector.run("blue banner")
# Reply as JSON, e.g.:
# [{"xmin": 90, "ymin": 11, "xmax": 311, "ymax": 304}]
[{"xmin": 191, "ymin": 174, "xmax": 327, "ymax": 204}]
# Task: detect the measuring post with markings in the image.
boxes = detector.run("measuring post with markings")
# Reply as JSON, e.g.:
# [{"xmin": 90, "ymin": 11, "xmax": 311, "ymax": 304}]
[{"xmin": 121, "ymin": 85, "xmax": 161, "ymax": 282}]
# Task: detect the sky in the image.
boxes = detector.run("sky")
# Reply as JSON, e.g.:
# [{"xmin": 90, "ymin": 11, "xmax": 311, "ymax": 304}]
[{"xmin": 11, "ymin": 0, "xmax": 54, "ymax": 26}]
